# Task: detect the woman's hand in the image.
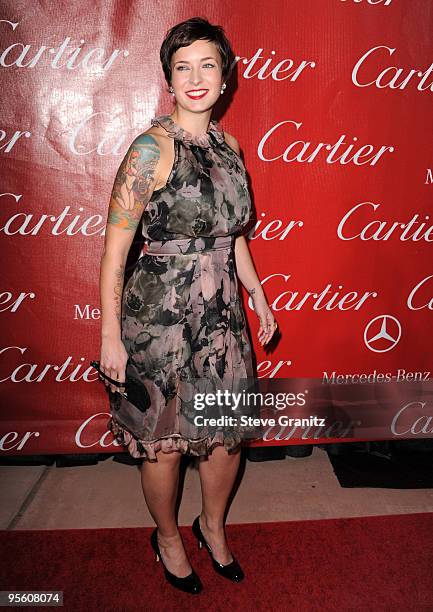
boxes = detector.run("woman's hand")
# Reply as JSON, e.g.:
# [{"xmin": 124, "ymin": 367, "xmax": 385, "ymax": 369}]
[
  {"xmin": 99, "ymin": 338, "xmax": 129, "ymax": 393},
  {"xmin": 251, "ymin": 293, "xmax": 278, "ymax": 346}
]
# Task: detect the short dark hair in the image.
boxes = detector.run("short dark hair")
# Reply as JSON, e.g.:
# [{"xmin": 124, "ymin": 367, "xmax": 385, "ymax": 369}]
[{"xmin": 160, "ymin": 17, "xmax": 235, "ymax": 88}]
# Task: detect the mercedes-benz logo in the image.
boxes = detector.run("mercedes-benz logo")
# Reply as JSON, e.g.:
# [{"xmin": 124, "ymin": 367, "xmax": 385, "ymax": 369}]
[{"xmin": 364, "ymin": 315, "xmax": 401, "ymax": 353}]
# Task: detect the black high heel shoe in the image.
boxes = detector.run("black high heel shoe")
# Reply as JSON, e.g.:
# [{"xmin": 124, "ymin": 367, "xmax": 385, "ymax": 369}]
[
  {"xmin": 150, "ymin": 528, "xmax": 203, "ymax": 594},
  {"xmin": 192, "ymin": 515, "xmax": 244, "ymax": 582}
]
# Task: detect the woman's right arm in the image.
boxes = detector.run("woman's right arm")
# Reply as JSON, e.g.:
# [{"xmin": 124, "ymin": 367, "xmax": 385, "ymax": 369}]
[{"xmin": 99, "ymin": 133, "xmax": 161, "ymax": 392}]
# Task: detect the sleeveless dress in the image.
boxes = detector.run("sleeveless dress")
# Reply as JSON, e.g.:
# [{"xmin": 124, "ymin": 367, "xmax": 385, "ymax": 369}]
[{"xmin": 107, "ymin": 114, "xmax": 256, "ymax": 462}]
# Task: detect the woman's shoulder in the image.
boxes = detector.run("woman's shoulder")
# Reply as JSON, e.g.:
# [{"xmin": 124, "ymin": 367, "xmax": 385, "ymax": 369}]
[
  {"xmin": 128, "ymin": 123, "xmax": 171, "ymax": 150},
  {"xmin": 223, "ymin": 130, "xmax": 241, "ymax": 155},
  {"xmin": 121, "ymin": 127, "xmax": 169, "ymax": 171},
  {"xmin": 121, "ymin": 125, "xmax": 173, "ymax": 192}
]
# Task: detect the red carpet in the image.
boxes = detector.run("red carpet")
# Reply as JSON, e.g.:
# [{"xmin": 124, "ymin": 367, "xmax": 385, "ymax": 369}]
[{"xmin": 1, "ymin": 513, "xmax": 433, "ymax": 611}]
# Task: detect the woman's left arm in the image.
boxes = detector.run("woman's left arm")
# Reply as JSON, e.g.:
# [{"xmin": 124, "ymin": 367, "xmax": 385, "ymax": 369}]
[
  {"xmin": 224, "ymin": 130, "xmax": 278, "ymax": 345},
  {"xmin": 234, "ymin": 234, "xmax": 277, "ymax": 346}
]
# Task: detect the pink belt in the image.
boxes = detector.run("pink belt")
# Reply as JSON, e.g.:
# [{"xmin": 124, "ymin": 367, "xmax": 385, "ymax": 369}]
[{"xmin": 144, "ymin": 235, "xmax": 235, "ymax": 256}]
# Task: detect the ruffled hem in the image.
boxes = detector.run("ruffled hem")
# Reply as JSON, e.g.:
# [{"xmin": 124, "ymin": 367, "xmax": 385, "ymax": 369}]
[{"xmin": 107, "ymin": 417, "xmax": 242, "ymax": 462}]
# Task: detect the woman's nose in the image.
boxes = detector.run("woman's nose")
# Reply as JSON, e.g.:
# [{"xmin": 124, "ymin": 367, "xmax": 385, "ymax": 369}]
[{"xmin": 189, "ymin": 69, "xmax": 202, "ymax": 85}]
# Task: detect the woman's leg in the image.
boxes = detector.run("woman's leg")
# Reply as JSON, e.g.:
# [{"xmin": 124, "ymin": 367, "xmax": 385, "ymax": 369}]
[
  {"xmin": 198, "ymin": 445, "xmax": 241, "ymax": 565},
  {"xmin": 140, "ymin": 449, "xmax": 192, "ymax": 577}
]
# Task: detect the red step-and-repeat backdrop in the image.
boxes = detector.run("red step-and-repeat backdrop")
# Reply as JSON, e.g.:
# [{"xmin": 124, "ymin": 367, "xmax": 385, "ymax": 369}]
[{"xmin": 1, "ymin": 0, "xmax": 432, "ymax": 455}]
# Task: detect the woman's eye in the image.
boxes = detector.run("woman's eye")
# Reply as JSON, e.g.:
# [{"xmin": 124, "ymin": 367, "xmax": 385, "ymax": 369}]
[{"xmin": 176, "ymin": 64, "xmax": 215, "ymax": 70}]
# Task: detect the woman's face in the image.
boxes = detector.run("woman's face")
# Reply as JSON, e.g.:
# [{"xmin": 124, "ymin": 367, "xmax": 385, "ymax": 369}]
[{"xmin": 170, "ymin": 39, "xmax": 223, "ymax": 113}]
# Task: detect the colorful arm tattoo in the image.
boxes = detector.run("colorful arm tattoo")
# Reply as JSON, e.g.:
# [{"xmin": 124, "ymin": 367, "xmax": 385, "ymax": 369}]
[{"xmin": 107, "ymin": 133, "xmax": 160, "ymax": 231}]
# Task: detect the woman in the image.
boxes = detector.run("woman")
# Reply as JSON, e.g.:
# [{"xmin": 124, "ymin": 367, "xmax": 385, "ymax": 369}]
[{"xmin": 99, "ymin": 17, "xmax": 277, "ymax": 594}]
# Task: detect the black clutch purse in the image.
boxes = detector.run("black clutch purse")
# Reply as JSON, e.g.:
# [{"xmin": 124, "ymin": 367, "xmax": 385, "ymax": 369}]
[{"xmin": 90, "ymin": 359, "xmax": 151, "ymax": 413}]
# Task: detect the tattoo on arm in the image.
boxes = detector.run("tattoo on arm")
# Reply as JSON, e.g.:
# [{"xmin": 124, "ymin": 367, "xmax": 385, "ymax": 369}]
[
  {"xmin": 107, "ymin": 134, "xmax": 160, "ymax": 232},
  {"xmin": 105, "ymin": 134, "xmax": 159, "ymax": 327},
  {"xmin": 248, "ymin": 288, "xmax": 256, "ymax": 297}
]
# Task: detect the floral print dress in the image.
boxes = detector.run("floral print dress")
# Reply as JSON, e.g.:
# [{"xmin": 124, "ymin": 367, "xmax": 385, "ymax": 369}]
[{"xmin": 108, "ymin": 114, "xmax": 255, "ymax": 461}]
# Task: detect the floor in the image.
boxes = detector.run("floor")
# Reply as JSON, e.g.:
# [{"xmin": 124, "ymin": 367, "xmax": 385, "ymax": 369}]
[{"xmin": 2, "ymin": 446, "xmax": 433, "ymax": 530}]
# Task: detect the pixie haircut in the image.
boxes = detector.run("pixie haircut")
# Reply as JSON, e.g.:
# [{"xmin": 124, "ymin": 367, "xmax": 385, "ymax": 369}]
[{"xmin": 160, "ymin": 17, "xmax": 235, "ymax": 88}]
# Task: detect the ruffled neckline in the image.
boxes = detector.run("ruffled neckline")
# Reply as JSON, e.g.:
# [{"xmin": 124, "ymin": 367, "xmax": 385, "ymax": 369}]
[{"xmin": 150, "ymin": 114, "xmax": 225, "ymax": 149}]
